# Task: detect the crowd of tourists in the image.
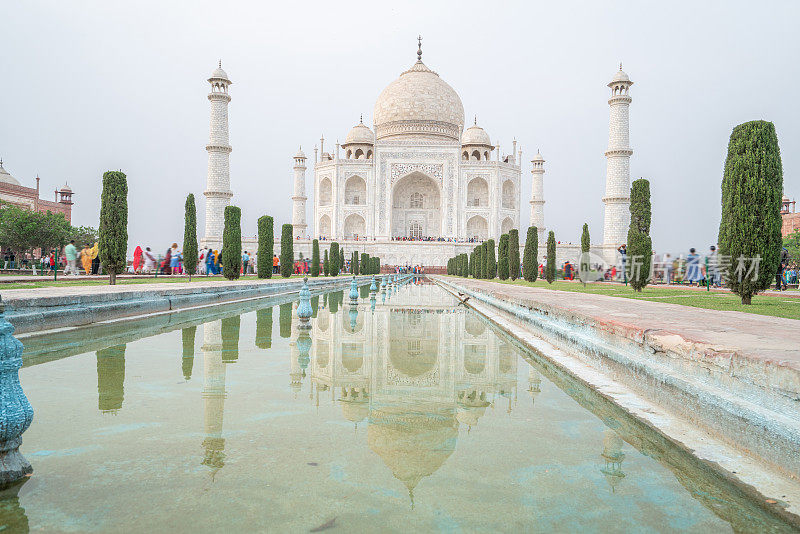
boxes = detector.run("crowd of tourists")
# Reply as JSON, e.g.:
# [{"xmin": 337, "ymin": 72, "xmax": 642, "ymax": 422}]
[{"xmin": 535, "ymin": 243, "xmax": 797, "ymax": 289}]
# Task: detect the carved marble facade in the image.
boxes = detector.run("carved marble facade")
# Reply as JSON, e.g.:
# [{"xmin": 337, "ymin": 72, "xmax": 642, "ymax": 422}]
[{"xmin": 301, "ymin": 50, "xmax": 521, "ymax": 266}]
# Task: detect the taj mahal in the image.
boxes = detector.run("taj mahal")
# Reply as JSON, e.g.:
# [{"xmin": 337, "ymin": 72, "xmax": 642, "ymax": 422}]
[{"xmin": 201, "ymin": 39, "xmax": 635, "ymax": 267}]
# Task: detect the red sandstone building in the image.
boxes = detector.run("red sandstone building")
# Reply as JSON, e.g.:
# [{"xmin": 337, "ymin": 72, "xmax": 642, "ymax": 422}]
[
  {"xmin": 783, "ymin": 196, "xmax": 799, "ymax": 237},
  {"xmin": 0, "ymin": 159, "xmax": 74, "ymax": 221}
]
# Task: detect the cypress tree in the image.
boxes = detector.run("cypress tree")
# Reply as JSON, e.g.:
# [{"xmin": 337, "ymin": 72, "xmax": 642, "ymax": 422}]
[
  {"xmin": 372, "ymin": 257, "xmax": 380, "ymax": 275},
  {"xmin": 718, "ymin": 121, "xmax": 783, "ymax": 304},
  {"xmin": 222, "ymin": 206, "xmax": 242, "ymax": 280},
  {"xmin": 461, "ymin": 254, "xmax": 468, "ymax": 277},
  {"xmin": 627, "ymin": 179, "xmax": 653, "ymax": 292},
  {"xmin": 330, "ymin": 242, "xmax": 339, "ymax": 275},
  {"xmin": 486, "ymin": 239, "xmax": 497, "ymax": 279},
  {"xmin": 339, "ymin": 247, "xmax": 345, "ymax": 276},
  {"xmin": 311, "ymin": 239, "xmax": 320, "ymax": 277},
  {"xmin": 280, "ymin": 224, "xmax": 293, "ymax": 278},
  {"xmin": 351, "ymin": 251, "xmax": 359, "ymax": 275},
  {"xmin": 546, "ymin": 231, "xmax": 556, "ymax": 284},
  {"xmin": 523, "ymin": 226, "xmax": 538, "ymax": 282},
  {"xmin": 257, "ymin": 215, "xmax": 273, "ymax": 279},
  {"xmin": 498, "ymin": 234, "xmax": 509, "ymax": 280},
  {"xmin": 508, "ymin": 229, "xmax": 520, "ymax": 280},
  {"xmin": 361, "ymin": 253, "xmax": 369, "ymax": 274},
  {"xmin": 183, "ymin": 194, "xmax": 198, "ymax": 279},
  {"xmin": 579, "ymin": 223, "xmax": 590, "ymax": 284},
  {"xmin": 98, "ymin": 170, "xmax": 128, "ymax": 285},
  {"xmin": 323, "ymin": 249, "xmax": 330, "ymax": 276},
  {"xmin": 475, "ymin": 246, "xmax": 484, "ymax": 278},
  {"xmin": 469, "ymin": 249, "xmax": 475, "ymax": 277}
]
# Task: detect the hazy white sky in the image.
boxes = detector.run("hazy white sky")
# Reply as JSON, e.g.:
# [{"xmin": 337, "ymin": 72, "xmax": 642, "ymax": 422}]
[{"xmin": 2, "ymin": 0, "xmax": 798, "ymax": 255}]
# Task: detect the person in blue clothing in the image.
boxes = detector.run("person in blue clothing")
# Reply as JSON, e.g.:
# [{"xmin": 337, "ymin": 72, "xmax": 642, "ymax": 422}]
[
  {"xmin": 242, "ymin": 251, "xmax": 250, "ymax": 275},
  {"xmin": 686, "ymin": 248, "xmax": 702, "ymax": 286},
  {"xmin": 206, "ymin": 249, "xmax": 217, "ymax": 275}
]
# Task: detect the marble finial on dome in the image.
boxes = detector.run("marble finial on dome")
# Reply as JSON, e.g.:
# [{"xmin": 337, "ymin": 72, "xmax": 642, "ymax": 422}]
[{"xmin": 417, "ymin": 35, "xmax": 422, "ymax": 61}]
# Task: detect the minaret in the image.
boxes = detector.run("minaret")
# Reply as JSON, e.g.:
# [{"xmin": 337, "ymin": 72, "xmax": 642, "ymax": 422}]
[
  {"xmin": 203, "ymin": 61, "xmax": 233, "ymax": 250},
  {"xmin": 529, "ymin": 150, "xmax": 546, "ymax": 246},
  {"xmin": 292, "ymin": 148, "xmax": 307, "ymax": 239},
  {"xmin": 602, "ymin": 64, "xmax": 633, "ymax": 260}
]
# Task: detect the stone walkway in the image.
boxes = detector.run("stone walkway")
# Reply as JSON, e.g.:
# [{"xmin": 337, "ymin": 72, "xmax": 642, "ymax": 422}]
[
  {"xmin": 0, "ymin": 277, "xmax": 292, "ymax": 301},
  {"xmin": 438, "ymin": 277, "xmax": 800, "ymax": 371}
]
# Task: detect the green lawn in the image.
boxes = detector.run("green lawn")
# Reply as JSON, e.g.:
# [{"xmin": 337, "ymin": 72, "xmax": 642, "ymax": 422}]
[{"xmin": 450, "ymin": 277, "xmax": 800, "ymax": 320}]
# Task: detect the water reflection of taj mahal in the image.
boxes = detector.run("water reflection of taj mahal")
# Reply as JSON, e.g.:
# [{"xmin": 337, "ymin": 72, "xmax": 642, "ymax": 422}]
[{"xmin": 304, "ymin": 280, "xmax": 523, "ymax": 501}]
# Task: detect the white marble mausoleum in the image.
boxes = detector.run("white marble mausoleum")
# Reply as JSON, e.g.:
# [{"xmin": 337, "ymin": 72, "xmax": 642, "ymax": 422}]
[{"xmin": 201, "ymin": 42, "xmax": 635, "ymax": 269}]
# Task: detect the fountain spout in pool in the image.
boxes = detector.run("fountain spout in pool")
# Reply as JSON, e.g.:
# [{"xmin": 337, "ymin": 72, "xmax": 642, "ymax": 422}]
[{"xmin": 0, "ymin": 295, "xmax": 35, "ymax": 488}]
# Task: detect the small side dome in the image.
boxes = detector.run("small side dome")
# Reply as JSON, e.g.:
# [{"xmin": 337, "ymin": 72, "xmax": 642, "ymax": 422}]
[
  {"xmin": 294, "ymin": 147, "xmax": 306, "ymax": 159},
  {"xmin": 461, "ymin": 122, "xmax": 492, "ymax": 147},
  {"xmin": 531, "ymin": 151, "xmax": 544, "ymax": 162},
  {"xmin": 612, "ymin": 70, "xmax": 629, "ymax": 82},
  {"xmin": 209, "ymin": 61, "xmax": 231, "ymax": 82},
  {"xmin": 609, "ymin": 64, "xmax": 632, "ymax": 86},
  {"xmin": 0, "ymin": 160, "xmax": 20, "ymax": 186},
  {"xmin": 60, "ymin": 183, "xmax": 72, "ymax": 192},
  {"xmin": 344, "ymin": 120, "xmax": 375, "ymax": 146}
]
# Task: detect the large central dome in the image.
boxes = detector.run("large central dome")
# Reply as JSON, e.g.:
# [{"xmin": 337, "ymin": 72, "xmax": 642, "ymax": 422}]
[{"xmin": 373, "ymin": 59, "xmax": 465, "ymax": 142}]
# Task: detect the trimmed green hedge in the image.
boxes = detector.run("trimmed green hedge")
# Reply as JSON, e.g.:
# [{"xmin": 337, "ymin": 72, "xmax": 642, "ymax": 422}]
[
  {"xmin": 222, "ymin": 206, "xmax": 242, "ymax": 280},
  {"xmin": 257, "ymin": 215, "xmax": 273, "ymax": 279}
]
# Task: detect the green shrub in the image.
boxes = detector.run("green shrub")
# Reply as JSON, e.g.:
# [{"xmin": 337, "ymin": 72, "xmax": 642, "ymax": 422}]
[
  {"xmin": 183, "ymin": 194, "xmax": 198, "ymax": 278},
  {"xmin": 330, "ymin": 242, "xmax": 339, "ymax": 275},
  {"xmin": 508, "ymin": 229, "xmax": 520, "ymax": 280},
  {"xmin": 257, "ymin": 215, "xmax": 273, "ymax": 279},
  {"xmin": 718, "ymin": 120, "xmax": 783, "ymax": 304},
  {"xmin": 222, "ymin": 206, "xmax": 242, "ymax": 280},
  {"xmin": 98, "ymin": 171, "xmax": 128, "ymax": 285},
  {"xmin": 280, "ymin": 224, "xmax": 293, "ymax": 278},
  {"xmin": 627, "ymin": 179, "xmax": 652, "ymax": 292},
  {"xmin": 498, "ymin": 234, "xmax": 509, "ymax": 280},
  {"xmin": 546, "ymin": 231, "xmax": 556, "ymax": 284},
  {"xmin": 523, "ymin": 226, "xmax": 538, "ymax": 282},
  {"xmin": 311, "ymin": 239, "xmax": 320, "ymax": 277}
]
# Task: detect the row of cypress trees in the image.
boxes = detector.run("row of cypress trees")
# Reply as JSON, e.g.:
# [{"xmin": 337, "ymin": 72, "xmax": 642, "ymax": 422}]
[
  {"xmin": 445, "ymin": 227, "xmax": 559, "ymax": 284},
  {"xmin": 347, "ymin": 251, "xmax": 381, "ymax": 275},
  {"xmin": 179, "ymin": 199, "xmax": 367, "ymax": 281}
]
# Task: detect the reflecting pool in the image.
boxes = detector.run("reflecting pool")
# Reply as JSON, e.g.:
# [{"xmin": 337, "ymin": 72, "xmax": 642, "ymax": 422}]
[{"xmin": 3, "ymin": 278, "xmax": 796, "ymax": 532}]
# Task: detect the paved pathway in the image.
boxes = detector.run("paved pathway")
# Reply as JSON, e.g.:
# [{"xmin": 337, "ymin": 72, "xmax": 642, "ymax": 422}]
[
  {"xmin": 439, "ymin": 277, "xmax": 800, "ymax": 371},
  {"xmin": 0, "ymin": 276, "xmax": 333, "ymax": 302}
]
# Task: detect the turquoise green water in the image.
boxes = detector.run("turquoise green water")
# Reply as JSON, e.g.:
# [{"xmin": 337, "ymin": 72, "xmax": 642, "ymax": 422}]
[{"xmin": 2, "ymin": 279, "xmax": 795, "ymax": 532}]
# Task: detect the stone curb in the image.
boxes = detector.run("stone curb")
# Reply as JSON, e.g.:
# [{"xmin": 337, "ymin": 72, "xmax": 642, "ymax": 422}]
[
  {"xmin": 433, "ymin": 276, "xmax": 800, "ymax": 480},
  {"xmin": 5, "ymin": 276, "xmax": 372, "ymax": 334}
]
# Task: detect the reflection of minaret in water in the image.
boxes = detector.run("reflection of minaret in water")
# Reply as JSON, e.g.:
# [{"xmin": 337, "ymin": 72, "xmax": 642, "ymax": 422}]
[
  {"xmin": 97, "ymin": 344, "xmax": 126, "ymax": 413},
  {"xmin": 255, "ymin": 307, "xmax": 273, "ymax": 349},
  {"xmin": 202, "ymin": 320, "xmax": 228, "ymax": 476},
  {"xmin": 600, "ymin": 428, "xmax": 626, "ymax": 492},
  {"xmin": 182, "ymin": 326, "xmax": 197, "ymax": 380},
  {"xmin": 527, "ymin": 367, "xmax": 542, "ymax": 406},
  {"xmin": 0, "ymin": 478, "xmax": 30, "ymax": 533},
  {"xmin": 289, "ymin": 337, "xmax": 302, "ymax": 396}
]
